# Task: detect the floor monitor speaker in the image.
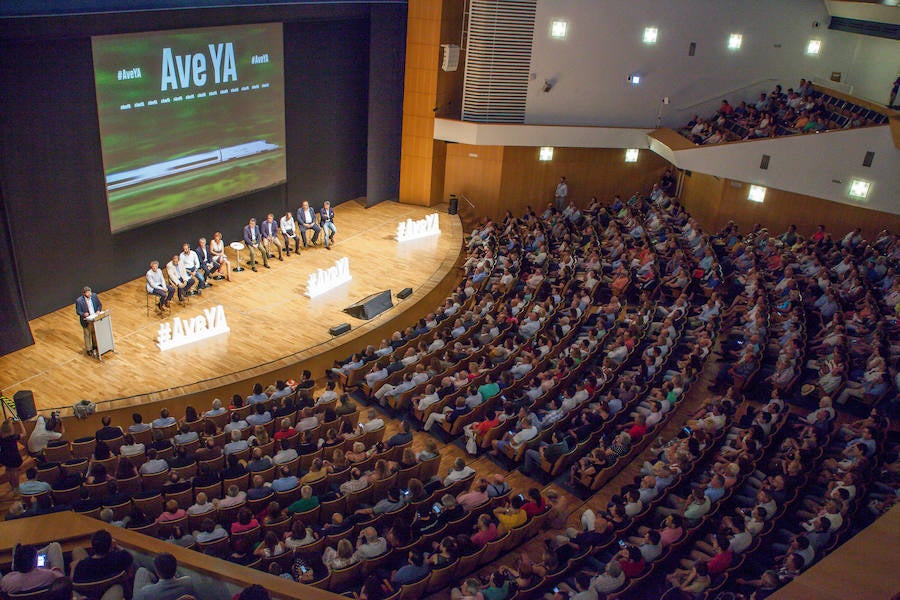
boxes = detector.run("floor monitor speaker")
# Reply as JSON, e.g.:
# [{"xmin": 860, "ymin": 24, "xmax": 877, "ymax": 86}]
[
  {"xmin": 329, "ymin": 323, "xmax": 351, "ymax": 336},
  {"xmin": 343, "ymin": 290, "xmax": 393, "ymax": 320}
]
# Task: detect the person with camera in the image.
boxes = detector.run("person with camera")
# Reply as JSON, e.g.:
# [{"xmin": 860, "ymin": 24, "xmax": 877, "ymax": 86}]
[{"xmin": 27, "ymin": 412, "xmax": 65, "ymax": 454}]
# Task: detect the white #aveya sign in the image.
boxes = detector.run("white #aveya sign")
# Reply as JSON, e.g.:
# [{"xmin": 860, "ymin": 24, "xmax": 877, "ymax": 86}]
[
  {"xmin": 306, "ymin": 256, "xmax": 352, "ymax": 298},
  {"xmin": 157, "ymin": 304, "xmax": 230, "ymax": 351},
  {"xmin": 396, "ymin": 213, "xmax": 441, "ymax": 242}
]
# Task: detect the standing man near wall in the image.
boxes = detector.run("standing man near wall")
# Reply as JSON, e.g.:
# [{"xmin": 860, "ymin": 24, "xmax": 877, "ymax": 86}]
[
  {"xmin": 554, "ymin": 176, "xmax": 568, "ymax": 211},
  {"xmin": 75, "ymin": 286, "xmax": 102, "ymax": 356}
]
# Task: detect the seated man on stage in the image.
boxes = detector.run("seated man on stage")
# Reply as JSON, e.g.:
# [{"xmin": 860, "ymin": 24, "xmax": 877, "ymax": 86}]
[
  {"xmin": 166, "ymin": 254, "xmax": 196, "ymax": 302},
  {"xmin": 146, "ymin": 260, "xmax": 175, "ymax": 312},
  {"xmin": 320, "ymin": 201, "xmax": 336, "ymax": 249},
  {"xmin": 260, "ymin": 213, "xmax": 284, "ymax": 261},
  {"xmin": 195, "ymin": 237, "xmax": 221, "ymax": 282},
  {"xmin": 75, "ymin": 286, "xmax": 102, "ymax": 355},
  {"xmin": 244, "ymin": 218, "xmax": 269, "ymax": 271},
  {"xmin": 242, "ymin": 217, "xmax": 269, "ymax": 271},
  {"xmin": 296, "ymin": 201, "xmax": 320, "ymax": 247},
  {"xmin": 180, "ymin": 242, "xmax": 208, "ymax": 289},
  {"xmin": 279, "ymin": 210, "xmax": 300, "ymax": 256}
]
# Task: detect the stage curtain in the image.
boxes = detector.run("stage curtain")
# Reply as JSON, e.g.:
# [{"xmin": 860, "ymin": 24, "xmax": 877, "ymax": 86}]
[{"xmin": 0, "ymin": 188, "xmax": 34, "ymax": 355}]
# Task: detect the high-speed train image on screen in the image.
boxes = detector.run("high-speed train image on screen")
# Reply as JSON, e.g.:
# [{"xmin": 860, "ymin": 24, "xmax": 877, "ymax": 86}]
[{"xmin": 105, "ymin": 140, "xmax": 279, "ymax": 191}]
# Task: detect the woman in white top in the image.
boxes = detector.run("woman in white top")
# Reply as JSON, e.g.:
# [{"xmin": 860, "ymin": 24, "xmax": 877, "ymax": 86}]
[{"xmin": 210, "ymin": 231, "xmax": 232, "ymax": 281}]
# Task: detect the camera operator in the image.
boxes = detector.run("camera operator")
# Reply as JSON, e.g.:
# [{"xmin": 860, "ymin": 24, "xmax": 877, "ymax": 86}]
[{"xmin": 27, "ymin": 412, "xmax": 65, "ymax": 455}]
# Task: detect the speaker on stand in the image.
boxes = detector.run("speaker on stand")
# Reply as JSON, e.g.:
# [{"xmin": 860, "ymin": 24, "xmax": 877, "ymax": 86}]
[{"xmin": 13, "ymin": 390, "xmax": 36, "ymax": 421}]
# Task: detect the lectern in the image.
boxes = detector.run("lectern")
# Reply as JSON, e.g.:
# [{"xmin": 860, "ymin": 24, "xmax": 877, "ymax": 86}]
[{"xmin": 86, "ymin": 310, "xmax": 115, "ymax": 361}]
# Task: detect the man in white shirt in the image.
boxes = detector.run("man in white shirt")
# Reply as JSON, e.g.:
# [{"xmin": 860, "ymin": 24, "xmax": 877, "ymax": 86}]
[
  {"xmin": 146, "ymin": 260, "xmax": 175, "ymax": 311},
  {"xmin": 279, "ymin": 211, "xmax": 300, "ymax": 255},
  {"xmin": 353, "ymin": 527, "xmax": 387, "ymax": 561},
  {"xmin": 415, "ymin": 385, "xmax": 441, "ymax": 413},
  {"xmin": 27, "ymin": 414, "xmax": 64, "ymax": 454},
  {"xmin": 361, "ymin": 409, "xmax": 384, "ymax": 432},
  {"xmin": 316, "ymin": 381, "xmax": 339, "ymax": 406},
  {"xmin": 166, "ymin": 254, "xmax": 195, "ymax": 302},
  {"xmin": 443, "ymin": 458, "xmax": 476, "ymax": 485},
  {"xmin": 554, "ymin": 176, "xmax": 568, "ymax": 210},
  {"xmin": 179, "ymin": 242, "xmax": 208, "ymax": 289},
  {"xmin": 365, "ymin": 363, "xmax": 388, "ymax": 389}
]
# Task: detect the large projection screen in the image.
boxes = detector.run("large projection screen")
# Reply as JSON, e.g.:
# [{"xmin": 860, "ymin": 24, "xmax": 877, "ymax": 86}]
[{"xmin": 92, "ymin": 23, "xmax": 286, "ymax": 233}]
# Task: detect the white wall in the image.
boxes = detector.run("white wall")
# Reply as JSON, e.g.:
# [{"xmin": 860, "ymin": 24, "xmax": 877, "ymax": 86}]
[
  {"xmin": 433, "ymin": 118, "xmax": 653, "ymax": 147},
  {"xmin": 666, "ymin": 126, "xmax": 900, "ymax": 214},
  {"xmin": 827, "ymin": 30, "xmax": 900, "ymax": 105},
  {"xmin": 526, "ymin": 0, "xmax": 897, "ymax": 128}
]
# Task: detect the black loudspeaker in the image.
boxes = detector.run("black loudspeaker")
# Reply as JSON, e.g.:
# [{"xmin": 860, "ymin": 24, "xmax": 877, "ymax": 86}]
[
  {"xmin": 448, "ymin": 195, "xmax": 459, "ymax": 215},
  {"xmin": 329, "ymin": 323, "xmax": 351, "ymax": 336},
  {"xmin": 397, "ymin": 287, "xmax": 413, "ymax": 299},
  {"xmin": 343, "ymin": 290, "xmax": 393, "ymax": 320},
  {"xmin": 13, "ymin": 390, "xmax": 36, "ymax": 421}
]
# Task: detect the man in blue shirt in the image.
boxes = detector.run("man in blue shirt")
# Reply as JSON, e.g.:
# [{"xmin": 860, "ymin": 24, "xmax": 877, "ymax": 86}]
[
  {"xmin": 271, "ymin": 466, "xmax": 299, "ymax": 492},
  {"xmin": 391, "ymin": 551, "xmax": 430, "ymax": 586}
]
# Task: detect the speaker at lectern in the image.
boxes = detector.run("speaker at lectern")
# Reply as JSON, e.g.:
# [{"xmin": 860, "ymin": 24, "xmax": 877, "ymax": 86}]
[{"xmin": 75, "ymin": 286, "xmax": 115, "ymax": 360}]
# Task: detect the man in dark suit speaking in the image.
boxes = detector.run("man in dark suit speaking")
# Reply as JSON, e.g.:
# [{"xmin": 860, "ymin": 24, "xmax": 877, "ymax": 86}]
[{"xmin": 75, "ymin": 286, "xmax": 102, "ymax": 356}]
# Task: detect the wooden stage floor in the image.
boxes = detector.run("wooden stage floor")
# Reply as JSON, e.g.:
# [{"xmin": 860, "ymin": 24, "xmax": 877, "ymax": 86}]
[{"xmin": 0, "ymin": 202, "xmax": 462, "ymax": 413}]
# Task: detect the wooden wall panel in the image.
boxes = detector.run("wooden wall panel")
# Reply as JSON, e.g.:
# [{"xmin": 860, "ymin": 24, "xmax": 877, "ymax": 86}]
[
  {"xmin": 443, "ymin": 143, "xmax": 505, "ymax": 211},
  {"xmin": 494, "ymin": 146, "xmax": 670, "ymax": 221},
  {"xmin": 443, "ymin": 146, "xmax": 670, "ymax": 223},
  {"xmin": 681, "ymin": 171, "xmax": 900, "ymax": 241},
  {"xmin": 399, "ymin": 0, "xmax": 464, "ymax": 207}
]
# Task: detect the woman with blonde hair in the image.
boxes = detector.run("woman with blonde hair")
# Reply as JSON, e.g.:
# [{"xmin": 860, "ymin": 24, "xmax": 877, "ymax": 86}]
[
  {"xmin": 400, "ymin": 448, "xmax": 418, "ymax": 469},
  {"xmin": 249, "ymin": 425, "xmax": 269, "ymax": 447},
  {"xmin": 323, "ymin": 538, "xmax": 358, "ymax": 571},
  {"xmin": 209, "ymin": 231, "xmax": 232, "ymax": 281}
]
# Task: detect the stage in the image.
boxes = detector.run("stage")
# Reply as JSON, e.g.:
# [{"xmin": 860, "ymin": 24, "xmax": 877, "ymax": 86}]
[{"xmin": 0, "ymin": 202, "xmax": 463, "ymax": 414}]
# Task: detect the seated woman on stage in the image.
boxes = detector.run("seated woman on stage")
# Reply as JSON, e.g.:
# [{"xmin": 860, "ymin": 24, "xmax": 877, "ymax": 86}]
[{"xmin": 210, "ymin": 231, "xmax": 232, "ymax": 282}]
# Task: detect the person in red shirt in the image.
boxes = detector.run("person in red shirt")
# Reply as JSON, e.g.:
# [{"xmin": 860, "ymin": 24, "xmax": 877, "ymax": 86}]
[
  {"xmin": 273, "ymin": 419, "xmax": 296, "ymax": 441},
  {"xmin": 521, "ymin": 487, "xmax": 548, "ymax": 517},
  {"xmin": 622, "ymin": 414, "xmax": 648, "ymax": 441},
  {"xmin": 703, "ymin": 535, "xmax": 733, "ymax": 576},
  {"xmin": 615, "ymin": 545, "xmax": 646, "ymax": 578}
]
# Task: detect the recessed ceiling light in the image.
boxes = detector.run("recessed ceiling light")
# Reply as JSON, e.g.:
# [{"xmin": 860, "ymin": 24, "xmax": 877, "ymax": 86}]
[
  {"xmin": 629, "ymin": 74, "xmax": 641, "ymax": 85},
  {"xmin": 624, "ymin": 149, "xmax": 639, "ymax": 163},
  {"xmin": 550, "ymin": 20, "xmax": 568, "ymax": 39},
  {"xmin": 539, "ymin": 147, "xmax": 554, "ymax": 161},
  {"xmin": 728, "ymin": 33, "xmax": 742, "ymax": 50},
  {"xmin": 643, "ymin": 27, "xmax": 658, "ymax": 44},
  {"xmin": 748, "ymin": 185, "xmax": 766, "ymax": 203},
  {"xmin": 806, "ymin": 39, "xmax": 822, "ymax": 55},
  {"xmin": 848, "ymin": 179, "xmax": 870, "ymax": 199}
]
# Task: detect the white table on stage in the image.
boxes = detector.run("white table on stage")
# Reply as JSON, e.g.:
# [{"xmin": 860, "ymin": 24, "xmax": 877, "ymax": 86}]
[{"xmin": 86, "ymin": 310, "xmax": 115, "ymax": 361}]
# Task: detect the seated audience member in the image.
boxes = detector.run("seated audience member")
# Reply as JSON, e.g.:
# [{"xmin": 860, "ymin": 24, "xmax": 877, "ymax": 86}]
[
  {"xmin": 71, "ymin": 530, "xmax": 134, "ymax": 585},
  {"xmin": 132, "ymin": 552, "xmax": 195, "ymax": 600},
  {"xmin": 391, "ymin": 551, "xmax": 430, "ymax": 586},
  {"xmin": 1, "ymin": 543, "xmax": 65, "ymax": 594}
]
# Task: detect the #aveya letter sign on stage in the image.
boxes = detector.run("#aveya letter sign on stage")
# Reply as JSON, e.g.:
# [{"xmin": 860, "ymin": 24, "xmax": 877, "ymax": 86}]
[
  {"xmin": 305, "ymin": 257, "xmax": 352, "ymax": 298},
  {"xmin": 396, "ymin": 213, "xmax": 441, "ymax": 242},
  {"xmin": 157, "ymin": 304, "xmax": 230, "ymax": 350}
]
